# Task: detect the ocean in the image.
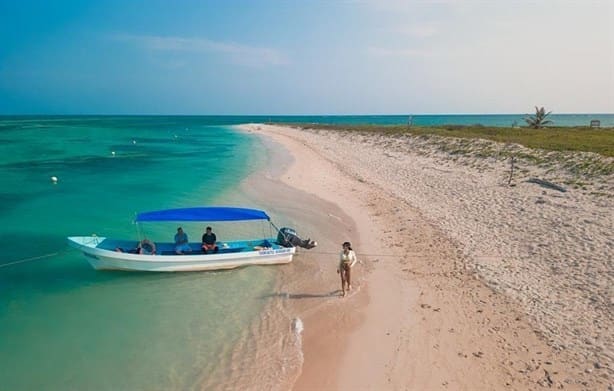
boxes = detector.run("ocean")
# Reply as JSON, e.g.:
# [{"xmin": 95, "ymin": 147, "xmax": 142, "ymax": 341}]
[
  {"xmin": 0, "ymin": 116, "xmax": 281, "ymax": 390},
  {"xmin": 1, "ymin": 114, "xmax": 612, "ymax": 390},
  {"xmin": 245, "ymin": 113, "xmax": 614, "ymax": 127}
]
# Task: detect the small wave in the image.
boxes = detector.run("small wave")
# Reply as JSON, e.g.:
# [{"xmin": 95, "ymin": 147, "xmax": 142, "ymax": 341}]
[{"xmin": 292, "ymin": 317, "xmax": 304, "ymax": 335}]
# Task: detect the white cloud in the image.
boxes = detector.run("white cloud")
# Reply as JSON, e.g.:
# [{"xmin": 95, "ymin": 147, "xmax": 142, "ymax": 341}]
[
  {"xmin": 366, "ymin": 46, "xmax": 432, "ymax": 58},
  {"xmin": 362, "ymin": 0, "xmax": 460, "ymax": 11},
  {"xmin": 114, "ymin": 34, "xmax": 288, "ymax": 67},
  {"xmin": 396, "ymin": 24, "xmax": 439, "ymax": 39}
]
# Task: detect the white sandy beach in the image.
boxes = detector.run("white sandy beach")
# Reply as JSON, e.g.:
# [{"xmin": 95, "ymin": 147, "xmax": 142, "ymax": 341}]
[{"xmin": 239, "ymin": 123, "xmax": 612, "ymax": 390}]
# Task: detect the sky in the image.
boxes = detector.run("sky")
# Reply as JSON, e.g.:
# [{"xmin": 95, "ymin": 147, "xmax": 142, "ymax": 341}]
[{"xmin": 0, "ymin": 0, "xmax": 613, "ymax": 115}]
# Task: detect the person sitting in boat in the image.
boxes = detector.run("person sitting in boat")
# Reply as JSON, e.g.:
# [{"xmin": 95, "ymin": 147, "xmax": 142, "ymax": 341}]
[
  {"xmin": 174, "ymin": 227, "xmax": 192, "ymax": 255},
  {"xmin": 201, "ymin": 226, "xmax": 219, "ymax": 253},
  {"xmin": 116, "ymin": 239, "xmax": 156, "ymax": 255},
  {"xmin": 115, "ymin": 244, "xmax": 141, "ymax": 254},
  {"xmin": 139, "ymin": 239, "xmax": 156, "ymax": 255}
]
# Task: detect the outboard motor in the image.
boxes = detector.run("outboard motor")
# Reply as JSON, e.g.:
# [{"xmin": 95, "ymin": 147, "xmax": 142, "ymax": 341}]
[{"xmin": 277, "ymin": 227, "xmax": 317, "ymax": 249}]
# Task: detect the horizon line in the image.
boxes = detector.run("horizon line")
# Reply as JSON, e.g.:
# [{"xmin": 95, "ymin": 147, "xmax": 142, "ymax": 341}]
[{"xmin": 1, "ymin": 112, "xmax": 613, "ymax": 117}]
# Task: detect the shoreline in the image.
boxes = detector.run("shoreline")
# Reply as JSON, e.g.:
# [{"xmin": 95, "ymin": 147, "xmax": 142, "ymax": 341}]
[
  {"xmin": 239, "ymin": 123, "xmax": 611, "ymax": 390},
  {"xmin": 205, "ymin": 125, "xmax": 366, "ymax": 390},
  {"xmin": 237, "ymin": 123, "xmax": 382, "ymax": 389}
]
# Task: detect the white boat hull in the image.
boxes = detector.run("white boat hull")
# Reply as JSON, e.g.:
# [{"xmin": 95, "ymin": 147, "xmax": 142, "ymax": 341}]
[{"xmin": 67, "ymin": 236, "xmax": 295, "ymax": 272}]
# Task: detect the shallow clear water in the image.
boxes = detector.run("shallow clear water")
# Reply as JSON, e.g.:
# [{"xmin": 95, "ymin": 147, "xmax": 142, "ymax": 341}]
[{"xmin": 0, "ymin": 117, "xmax": 277, "ymax": 390}]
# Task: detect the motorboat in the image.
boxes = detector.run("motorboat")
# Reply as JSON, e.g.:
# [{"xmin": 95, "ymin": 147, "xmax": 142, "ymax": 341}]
[{"xmin": 67, "ymin": 206, "xmax": 313, "ymax": 272}]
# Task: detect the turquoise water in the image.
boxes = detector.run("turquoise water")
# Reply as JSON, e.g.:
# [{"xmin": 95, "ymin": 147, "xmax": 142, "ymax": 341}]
[
  {"xmin": 278, "ymin": 113, "xmax": 614, "ymax": 127},
  {"xmin": 2, "ymin": 113, "xmax": 614, "ymax": 129},
  {"xmin": 0, "ymin": 117, "xmax": 278, "ymax": 390},
  {"xmin": 1, "ymin": 113, "xmax": 613, "ymax": 389}
]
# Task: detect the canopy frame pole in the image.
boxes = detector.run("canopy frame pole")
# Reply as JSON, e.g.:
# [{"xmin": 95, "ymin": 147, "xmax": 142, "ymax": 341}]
[
  {"xmin": 269, "ymin": 221, "xmax": 281, "ymax": 234},
  {"xmin": 134, "ymin": 213, "xmax": 144, "ymax": 242}
]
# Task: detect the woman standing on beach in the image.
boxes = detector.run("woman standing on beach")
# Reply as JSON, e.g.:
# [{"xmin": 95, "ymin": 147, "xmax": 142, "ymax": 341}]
[{"xmin": 338, "ymin": 241, "xmax": 357, "ymax": 297}]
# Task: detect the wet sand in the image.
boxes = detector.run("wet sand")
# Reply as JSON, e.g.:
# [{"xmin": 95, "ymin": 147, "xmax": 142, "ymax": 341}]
[{"xmin": 235, "ymin": 124, "xmax": 611, "ymax": 390}]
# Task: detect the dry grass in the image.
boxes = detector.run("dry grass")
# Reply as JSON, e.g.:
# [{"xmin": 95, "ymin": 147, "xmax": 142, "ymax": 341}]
[{"xmin": 279, "ymin": 124, "xmax": 614, "ymax": 158}]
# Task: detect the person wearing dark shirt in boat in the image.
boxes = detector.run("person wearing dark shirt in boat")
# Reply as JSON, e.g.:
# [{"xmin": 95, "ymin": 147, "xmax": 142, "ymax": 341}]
[
  {"xmin": 174, "ymin": 227, "xmax": 192, "ymax": 255},
  {"xmin": 201, "ymin": 226, "xmax": 219, "ymax": 253}
]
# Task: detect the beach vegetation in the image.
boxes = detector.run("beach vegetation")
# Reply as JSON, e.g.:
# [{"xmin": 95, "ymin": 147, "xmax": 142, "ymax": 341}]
[
  {"xmin": 282, "ymin": 123, "xmax": 614, "ymax": 157},
  {"xmin": 525, "ymin": 106, "xmax": 553, "ymax": 128}
]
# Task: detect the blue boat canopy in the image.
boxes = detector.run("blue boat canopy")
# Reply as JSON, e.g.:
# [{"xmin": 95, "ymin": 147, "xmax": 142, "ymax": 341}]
[{"xmin": 136, "ymin": 207, "xmax": 270, "ymax": 222}]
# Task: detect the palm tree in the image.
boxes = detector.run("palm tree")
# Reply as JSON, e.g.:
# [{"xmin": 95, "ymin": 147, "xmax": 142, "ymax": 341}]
[{"xmin": 525, "ymin": 106, "xmax": 553, "ymax": 128}]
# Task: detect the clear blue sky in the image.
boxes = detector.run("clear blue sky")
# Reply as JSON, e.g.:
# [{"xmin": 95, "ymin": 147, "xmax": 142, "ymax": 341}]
[{"xmin": 1, "ymin": 0, "xmax": 612, "ymax": 115}]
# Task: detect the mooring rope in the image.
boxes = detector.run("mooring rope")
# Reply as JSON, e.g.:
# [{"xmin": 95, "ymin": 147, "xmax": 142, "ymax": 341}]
[
  {"xmin": 299, "ymin": 249, "xmax": 504, "ymax": 259},
  {"xmin": 296, "ymin": 250, "xmax": 401, "ymax": 258},
  {"xmin": 0, "ymin": 251, "xmax": 65, "ymax": 269}
]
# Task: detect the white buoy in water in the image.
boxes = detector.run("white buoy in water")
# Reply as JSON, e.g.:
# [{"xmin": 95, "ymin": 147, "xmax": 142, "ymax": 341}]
[
  {"xmin": 51, "ymin": 176, "xmax": 58, "ymax": 184},
  {"xmin": 132, "ymin": 140, "xmax": 136, "ymax": 145},
  {"xmin": 111, "ymin": 151, "xmax": 116, "ymax": 156}
]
